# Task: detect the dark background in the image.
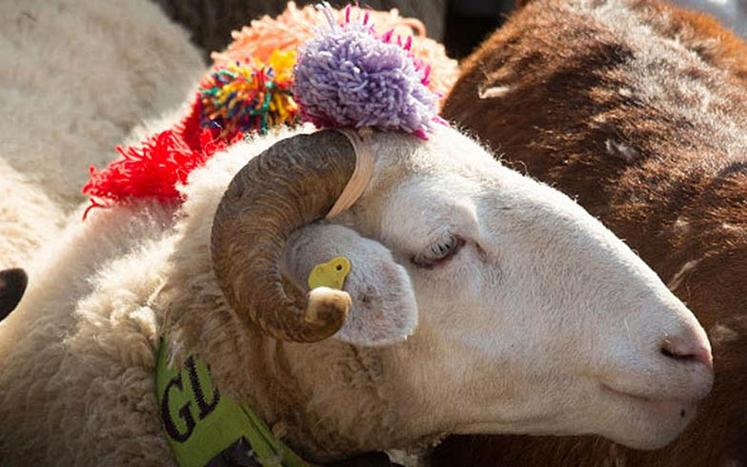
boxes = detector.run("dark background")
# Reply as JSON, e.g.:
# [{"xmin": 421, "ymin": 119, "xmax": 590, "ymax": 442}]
[{"xmin": 152, "ymin": 0, "xmax": 518, "ymax": 61}]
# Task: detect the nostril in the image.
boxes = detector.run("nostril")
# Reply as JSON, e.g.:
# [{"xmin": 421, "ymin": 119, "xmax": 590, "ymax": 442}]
[
  {"xmin": 660, "ymin": 337, "xmax": 712, "ymax": 367},
  {"xmin": 660, "ymin": 346, "xmax": 686, "ymax": 361}
]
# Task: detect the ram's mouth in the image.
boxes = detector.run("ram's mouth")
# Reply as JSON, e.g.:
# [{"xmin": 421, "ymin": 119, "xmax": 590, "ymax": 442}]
[{"xmin": 601, "ymin": 384, "xmax": 696, "ymax": 420}]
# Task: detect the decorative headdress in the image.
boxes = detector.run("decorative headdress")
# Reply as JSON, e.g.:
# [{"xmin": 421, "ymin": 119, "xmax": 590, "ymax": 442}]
[
  {"xmin": 212, "ymin": 2, "xmax": 457, "ymax": 101},
  {"xmin": 82, "ymin": 3, "xmax": 453, "ymax": 216}
]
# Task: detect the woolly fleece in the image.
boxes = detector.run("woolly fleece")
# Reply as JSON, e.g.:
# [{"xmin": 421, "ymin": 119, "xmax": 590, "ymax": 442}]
[{"xmin": 0, "ymin": 126, "xmax": 314, "ymax": 466}]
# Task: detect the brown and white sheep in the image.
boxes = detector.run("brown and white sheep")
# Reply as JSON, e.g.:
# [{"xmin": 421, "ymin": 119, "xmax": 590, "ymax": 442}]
[{"xmin": 436, "ymin": 0, "xmax": 747, "ymax": 465}]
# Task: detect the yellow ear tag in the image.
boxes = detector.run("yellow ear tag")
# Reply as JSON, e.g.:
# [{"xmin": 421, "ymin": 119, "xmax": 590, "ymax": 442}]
[{"xmin": 307, "ymin": 256, "xmax": 351, "ymax": 291}]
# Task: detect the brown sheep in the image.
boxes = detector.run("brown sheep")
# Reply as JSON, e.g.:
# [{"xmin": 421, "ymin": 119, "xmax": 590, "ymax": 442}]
[{"xmin": 435, "ymin": 0, "xmax": 747, "ymax": 465}]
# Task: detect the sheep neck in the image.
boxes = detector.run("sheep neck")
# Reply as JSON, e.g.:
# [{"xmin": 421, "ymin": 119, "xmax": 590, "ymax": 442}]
[{"xmin": 155, "ymin": 337, "xmax": 310, "ymax": 466}]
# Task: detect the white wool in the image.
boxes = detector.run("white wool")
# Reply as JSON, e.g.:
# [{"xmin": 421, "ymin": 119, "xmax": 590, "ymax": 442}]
[
  {"xmin": 0, "ymin": 159, "xmax": 61, "ymax": 267},
  {"xmin": 0, "ymin": 128, "xmax": 310, "ymax": 465}
]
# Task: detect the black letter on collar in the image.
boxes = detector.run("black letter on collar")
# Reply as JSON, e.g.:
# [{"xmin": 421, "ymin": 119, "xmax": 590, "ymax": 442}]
[
  {"xmin": 186, "ymin": 355, "xmax": 220, "ymax": 419},
  {"xmin": 161, "ymin": 372, "xmax": 196, "ymax": 442}
]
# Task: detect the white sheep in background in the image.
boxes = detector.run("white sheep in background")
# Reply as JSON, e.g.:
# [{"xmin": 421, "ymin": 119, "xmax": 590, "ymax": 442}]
[
  {"xmin": 0, "ymin": 123, "xmax": 713, "ymax": 465},
  {"xmin": 0, "ymin": 0, "xmax": 204, "ymax": 269}
]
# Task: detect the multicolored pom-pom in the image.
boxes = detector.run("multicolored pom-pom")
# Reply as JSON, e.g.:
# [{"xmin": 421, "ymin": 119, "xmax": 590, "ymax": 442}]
[
  {"xmin": 293, "ymin": 5, "xmax": 442, "ymax": 138},
  {"xmin": 199, "ymin": 50, "xmax": 298, "ymax": 135}
]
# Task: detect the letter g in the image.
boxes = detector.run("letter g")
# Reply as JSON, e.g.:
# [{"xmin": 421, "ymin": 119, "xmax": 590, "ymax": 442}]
[{"xmin": 161, "ymin": 373, "xmax": 196, "ymax": 442}]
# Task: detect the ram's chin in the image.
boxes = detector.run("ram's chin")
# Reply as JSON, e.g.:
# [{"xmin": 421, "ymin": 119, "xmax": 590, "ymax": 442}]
[
  {"xmin": 595, "ymin": 385, "xmax": 698, "ymax": 450},
  {"xmin": 451, "ymin": 387, "xmax": 697, "ymax": 451}
]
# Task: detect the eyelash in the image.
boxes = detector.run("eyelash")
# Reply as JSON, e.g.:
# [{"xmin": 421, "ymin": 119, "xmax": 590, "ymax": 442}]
[{"xmin": 411, "ymin": 233, "xmax": 466, "ymax": 269}]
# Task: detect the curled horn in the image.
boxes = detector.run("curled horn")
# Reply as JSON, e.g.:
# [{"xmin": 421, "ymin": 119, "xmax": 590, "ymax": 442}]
[{"xmin": 211, "ymin": 130, "xmax": 358, "ymax": 342}]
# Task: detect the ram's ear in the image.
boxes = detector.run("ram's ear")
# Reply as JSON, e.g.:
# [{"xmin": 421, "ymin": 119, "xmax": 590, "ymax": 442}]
[
  {"xmin": 0, "ymin": 268, "xmax": 27, "ymax": 320},
  {"xmin": 282, "ymin": 223, "xmax": 417, "ymax": 346}
]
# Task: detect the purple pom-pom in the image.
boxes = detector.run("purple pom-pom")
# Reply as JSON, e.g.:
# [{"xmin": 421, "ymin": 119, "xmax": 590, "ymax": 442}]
[{"xmin": 292, "ymin": 6, "xmax": 439, "ymax": 138}]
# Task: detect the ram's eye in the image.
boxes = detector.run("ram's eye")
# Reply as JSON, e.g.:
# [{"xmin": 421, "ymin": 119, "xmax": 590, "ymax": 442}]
[{"xmin": 412, "ymin": 233, "xmax": 465, "ymax": 269}]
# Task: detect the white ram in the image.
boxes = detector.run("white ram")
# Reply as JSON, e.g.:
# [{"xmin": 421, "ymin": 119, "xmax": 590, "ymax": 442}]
[{"xmin": 0, "ymin": 123, "xmax": 713, "ymax": 465}]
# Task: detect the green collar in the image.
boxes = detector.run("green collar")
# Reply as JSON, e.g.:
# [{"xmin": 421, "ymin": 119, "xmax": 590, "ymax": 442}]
[{"xmin": 155, "ymin": 338, "xmax": 311, "ymax": 467}]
